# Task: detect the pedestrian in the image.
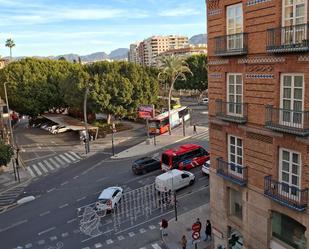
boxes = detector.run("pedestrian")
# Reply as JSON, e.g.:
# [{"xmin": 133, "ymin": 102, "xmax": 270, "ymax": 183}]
[
  {"xmin": 160, "ymin": 218, "xmax": 168, "ymax": 237},
  {"xmin": 180, "ymin": 235, "xmax": 187, "ymax": 249},
  {"xmin": 204, "ymin": 219, "xmax": 212, "ymax": 241},
  {"xmin": 196, "ymin": 218, "xmax": 202, "ymax": 232},
  {"xmin": 193, "ymin": 124, "xmax": 197, "ymax": 134}
]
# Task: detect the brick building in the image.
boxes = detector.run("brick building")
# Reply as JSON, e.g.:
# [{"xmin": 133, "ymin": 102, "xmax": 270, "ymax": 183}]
[{"xmin": 207, "ymin": 0, "xmax": 309, "ymax": 248}]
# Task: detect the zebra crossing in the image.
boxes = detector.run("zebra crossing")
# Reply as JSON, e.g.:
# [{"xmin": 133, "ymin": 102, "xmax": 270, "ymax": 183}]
[
  {"xmin": 26, "ymin": 151, "xmax": 82, "ymax": 178},
  {"xmin": 191, "ymin": 129, "xmax": 209, "ymax": 141},
  {"xmin": 0, "ymin": 183, "xmax": 28, "ymax": 212}
]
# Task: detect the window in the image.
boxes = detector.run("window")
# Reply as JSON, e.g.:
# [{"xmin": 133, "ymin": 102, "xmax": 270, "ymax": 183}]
[
  {"xmin": 279, "ymin": 148, "xmax": 301, "ymax": 197},
  {"xmin": 272, "ymin": 211, "xmax": 307, "ymax": 249},
  {"xmin": 280, "ymin": 74, "xmax": 304, "ymax": 127},
  {"xmin": 229, "ymin": 188, "xmax": 242, "ymax": 219},
  {"xmin": 162, "ymin": 154, "xmax": 170, "ymax": 166},
  {"xmin": 227, "ymin": 74, "xmax": 243, "ymax": 116},
  {"xmin": 227, "ymin": 3, "xmax": 243, "ymax": 50},
  {"xmin": 228, "ymin": 135, "xmax": 243, "ymax": 178}
]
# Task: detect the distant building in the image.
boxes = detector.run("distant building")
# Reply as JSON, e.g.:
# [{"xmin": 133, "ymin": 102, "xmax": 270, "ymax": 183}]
[
  {"xmin": 128, "ymin": 43, "xmax": 139, "ymax": 64},
  {"xmin": 0, "ymin": 58, "xmax": 9, "ymax": 69}
]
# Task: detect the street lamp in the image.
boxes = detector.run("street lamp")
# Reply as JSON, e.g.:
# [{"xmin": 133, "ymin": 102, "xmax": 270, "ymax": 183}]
[{"xmin": 83, "ymin": 86, "xmax": 90, "ymax": 154}]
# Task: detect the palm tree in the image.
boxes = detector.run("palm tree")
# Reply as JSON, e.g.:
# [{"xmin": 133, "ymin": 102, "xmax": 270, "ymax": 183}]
[
  {"xmin": 158, "ymin": 55, "xmax": 192, "ymax": 135},
  {"xmin": 5, "ymin": 38, "xmax": 15, "ymax": 60}
]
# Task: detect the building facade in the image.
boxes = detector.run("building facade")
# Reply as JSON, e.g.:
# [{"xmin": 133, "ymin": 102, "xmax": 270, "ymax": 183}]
[
  {"xmin": 128, "ymin": 43, "xmax": 139, "ymax": 64},
  {"xmin": 207, "ymin": 0, "xmax": 309, "ymax": 249}
]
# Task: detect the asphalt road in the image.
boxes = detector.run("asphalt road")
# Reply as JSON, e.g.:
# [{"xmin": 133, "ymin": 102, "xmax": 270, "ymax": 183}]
[{"xmin": 0, "ymin": 131, "xmax": 209, "ymax": 249}]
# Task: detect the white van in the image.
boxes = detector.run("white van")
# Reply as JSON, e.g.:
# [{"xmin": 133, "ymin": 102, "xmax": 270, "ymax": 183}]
[{"xmin": 155, "ymin": 169, "xmax": 195, "ymax": 192}]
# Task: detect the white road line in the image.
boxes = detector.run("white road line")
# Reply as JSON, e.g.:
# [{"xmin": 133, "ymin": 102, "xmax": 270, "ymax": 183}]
[
  {"xmin": 151, "ymin": 243, "xmax": 162, "ymax": 249},
  {"xmin": 64, "ymin": 152, "xmax": 77, "ymax": 161},
  {"xmin": 76, "ymin": 196, "xmax": 86, "ymax": 202},
  {"xmin": 59, "ymin": 154, "xmax": 72, "ymax": 163},
  {"xmin": 38, "ymin": 239, "xmax": 45, "ymax": 245},
  {"xmin": 96, "ymin": 177, "xmax": 108, "ymax": 182},
  {"xmin": 128, "ymin": 232, "xmax": 135, "ymax": 237},
  {"xmin": 38, "ymin": 226, "xmax": 56, "ymax": 236},
  {"xmin": 60, "ymin": 181, "xmax": 69, "ymax": 186},
  {"xmin": 38, "ymin": 162, "xmax": 48, "ymax": 173},
  {"xmin": 59, "ymin": 203, "xmax": 69, "ymax": 209},
  {"xmin": 49, "ymin": 158, "xmax": 60, "ymax": 168},
  {"xmin": 61, "ymin": 232, "xmax": 69, "ymax": 237},
  {"xmin": 94, "ymin": 243, "xmax": 102, "ymax": 248},
  {"xmin": 50, "ymin": 236, "xmax": 57, "ymax": 241},
  {"xmin": 27, "ymin": 167, "xmax": 36, "ymax": 178},
  {"xmin": 149, "ymin": 225, "xmax": 156, "ymax": 230},
  {"xmin": 140, "ymin": 247, "xmax": 147, "ymax": 249},
  {"xmin": 117, "ymin": 235, "xmax": 125, "ymax": 241},
  {"xmin": 47, "ymin": 188, "xmax": 56, "ymax": 193},
  {"xmin": 43, "ymin": 160, "xmax": 55, "ymax": 171},
  {"xmin": 31, "ymin": 164, "xmax": 42, "ymax": 176},
  {"xmin": 73, "ymin": 175, "xmax": 79, "ymax": 179},
  {"xmin": 139, "ymin": 228, "xmax": 146, "ymax": 233},
  {"xmin": 25, "ymin": 243, "xmax": 32, "ymax": 248},
  {"xmin": 68, "ymin": 151, "xmax": 81, "ymax": 159},
  {"xmin": 67, "ymin": 218, "xmax": 77, "ymax": 224},
  {"xmin": 0, "ymin": 219, "xmax": 28, "ymax": 233},
  {"xmin": 106, "ymin": 239, "xmax": 113, "ymax": 245},
  {"xmin": 39, "ymin": 211, "xmax": 50, "ymax": 216},
  {"xmin": 54, "ymin": 156, "xmax": 65, "ymax": 165}
]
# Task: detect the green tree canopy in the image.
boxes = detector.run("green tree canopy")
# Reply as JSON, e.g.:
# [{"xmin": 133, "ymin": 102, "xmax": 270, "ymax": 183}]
[{"xmin": 0, "ymin": 142, "xmax": 14, "ymax": 166}]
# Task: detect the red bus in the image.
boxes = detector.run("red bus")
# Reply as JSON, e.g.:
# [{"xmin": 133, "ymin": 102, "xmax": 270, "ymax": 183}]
[
  {"xmin": 148, "ymin": 106, "xmax": 190, "ymax": 135},
  {"xmin": 161, "ymin": 144, "xmax": 210, "ymax": 171}
]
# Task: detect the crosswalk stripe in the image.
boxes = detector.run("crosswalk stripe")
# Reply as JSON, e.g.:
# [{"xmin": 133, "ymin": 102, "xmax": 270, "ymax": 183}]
[
  {"xmin": 38, "ymin": 162, "xmax": 48, "ymax": 173},
  {"xmin": 43, "ymin": 160, "xmax": 55, "ymax": 171},
  {"xmin": 32, "ymin": 164, "xmax": 43, "ymax": 176},
  {"xmin": 48, "ymin": 158, "xmax": 60, "ymax": 168},
  {"xmin": 27, "ymin": 167, "xmax": 36, "ymax": 177},
  {"xmin": 64, "ymin": 152, "xmax": 77, "ymax": 162},
  {"xmin": 68, "ymin": 151, "xmax": 81, "ymax": 160},
  {"xmin": 59, "ymin": 154, "xmax": 71, "ymax": 163},
  {"xmin": 151, "ymin": 243, "xmax": 162, "ymax": 249},
  {"xmin": 54, "ymin": 156, "xmax": 66, "ymax": 166}
]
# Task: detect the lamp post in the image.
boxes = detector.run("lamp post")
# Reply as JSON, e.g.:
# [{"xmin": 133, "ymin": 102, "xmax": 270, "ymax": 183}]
[{"xmin": 83, "ymin": 86, "xmax": 90, "ymax": 154}]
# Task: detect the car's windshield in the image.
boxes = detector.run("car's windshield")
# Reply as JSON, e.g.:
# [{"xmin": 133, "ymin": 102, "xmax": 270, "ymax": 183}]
[{"xmin": 98, "ymin": 198, "xmax": 109, "ymax": 203}]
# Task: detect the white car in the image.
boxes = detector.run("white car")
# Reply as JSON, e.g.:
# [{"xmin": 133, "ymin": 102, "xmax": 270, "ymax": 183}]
[
  {"xmin": 52, "ymin": 126, "xmax": 70, "ymax": 134},
  {"xmin": 199, "ymin": 98, "xmax": 209, "ymax": 105},
  {"xmin": 96, "ymin": 186, "xmax": 123, "ymax": 212},
  {"xmin": 202, "ymin": 160, "xmax": 210, "ymax": 175},
  {"xmin": 48, "ymin": 124, "xmax": 60, "ymax": 132}
]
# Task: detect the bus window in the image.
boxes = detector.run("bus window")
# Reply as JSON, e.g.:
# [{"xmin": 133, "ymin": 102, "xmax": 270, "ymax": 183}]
[{"xmin": 161, "ymin": 153, "xmax": 170, "ymax": 166}]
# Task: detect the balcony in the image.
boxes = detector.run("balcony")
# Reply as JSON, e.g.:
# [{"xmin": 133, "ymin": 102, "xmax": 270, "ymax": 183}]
[
  {"xmin": 265, "ymin": 105, "xmax": 309, "ymax": 136},
  {"xmin": 215, "ymin": 100, "xmax": 248, "ymax": 124},
  {"xmin": 215, "ymin": 33, "xmax": 248, "ymax": 56},
  {"xmin": 264, "ymin": 175, "xmax": 308, "ymax": 212},
  {"xmin": 266, "ymin": 24, "xmax": 309, "ymax": 53},
  {"xmin": 216, "ymin": 158, "xmax": 247, "ymax": 186}
]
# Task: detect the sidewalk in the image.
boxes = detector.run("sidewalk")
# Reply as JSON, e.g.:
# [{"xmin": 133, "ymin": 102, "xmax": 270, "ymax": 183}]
[
  {"xmin": 112, "ymin": 125, "xmax": 209, "ymax": 159},
  {"xmin": 164, "ymin": 204, "xmax": 212, "ymax": 249}
]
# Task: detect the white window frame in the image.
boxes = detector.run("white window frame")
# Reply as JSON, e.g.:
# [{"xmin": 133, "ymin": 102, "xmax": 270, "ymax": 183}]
[
  {"xmin": 226, "ymin": 3, "xmax": 243, "ymax": 50},
  {"xmin": 279, "ymin": 148, "xmax": 302, "ymax": 200},
  {"xmin": 228, "ymin": 135, "xmax": 244, "ymax": 179},
  {"xmin": 280, "ymin": 73, "xmax": 304, "ymax": 128},
  {"xmin": 227, "ymin": 73, "xmax": 243, "ymax": 117}
]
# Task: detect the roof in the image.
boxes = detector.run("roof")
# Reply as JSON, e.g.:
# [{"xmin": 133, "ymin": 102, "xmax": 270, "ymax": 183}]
[
  {"xmin": 150, "ymin": 106, "xmax": 187, "ymax": 121},
  {"xmin": 157, "ymin": 169, "xmax": 183, "ymax": 180},
  {"xmin": 42, "ymin": 114, "xmax": 98, "ymax": 131},
  {"xmin": 163, "ymin": 144, "xmax": 202, "ymax": 156},
  {"xmin": 98, "ymin": 187, "xmax": 121, "ymax": 200}
]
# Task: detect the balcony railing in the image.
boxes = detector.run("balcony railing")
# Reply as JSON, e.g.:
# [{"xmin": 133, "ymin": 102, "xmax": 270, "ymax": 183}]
[
  {"xmin": 215, "ymin": 100, "xmax": 248, "ymax": 124},
  {"xmin": 215, "ymin": 33, "xmax": 248, "ymax": 56},
  {"xmin": 265, "ymin": 105, "xmax": 309, "ymax": 136},
  {"xmin": 266, "ymin": 23, "xmax": 309, "ymax": 53},
  {"xmin": 264, "ymin": 175, "xmax": 308, "ymax": 212},
  {"xmin": 216, "ymin": 158, "xmax": 247, "ymax": 186}
]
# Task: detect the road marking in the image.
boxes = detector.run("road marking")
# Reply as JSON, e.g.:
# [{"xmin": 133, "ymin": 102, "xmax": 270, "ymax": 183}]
[
  {"xmin": 25, "ymin": 243, "xmax": 32, "ymax": 248},
  {"xmin": 38, "ymin": 162, "xmax": 48, "ymax": 173},
  {"xmin": 49, "ymin": 158, "xmax": 60, "ymax": 168},
  {"xmin": 67, "ymin": 218, "xmax": 77, "ymax": 224},
  {"xmin": 0, "ymin": 219, "xmax": 28, "ymax": 233},
  {"xmin": 94, "ymin": 243, "xmax": 103, "ymax": 248},
  {"xmin": 59, "ymin": 203, "xmax": 69, "ymax": 209},
  {"xmin": 64, "ymin": 152, "xmax": 77, "ymax": 161},
  {"xmin": 50, "ymin": 236, "xmax": 57, "ymax": 241},
  {"xmin": 96, "ymin": 177, "xmax": 108, "ymax": 182},
  {"xmin": 106, "ymin": 239, "xmax": 113, "ymax": 245},
  {"xmin": 60, "ymin": 181, "xmax": 69, "ymax": 186},
  {"xmin": 59, "ymin": 154, "xmax": 71, "ymax": 163},
  {"xmin": 61, "ymin": 232, "xmax": 69, "ymax": 237},
  {"xmin": 32, "ymin": 164, "xmax": 42, "ymax": 176},
  {"xmin": 82, "ymin": 247, "xmax": 90, "ymax": 249},
  {"xmin": 152, "ymin": 243, "xmax": 162, "ymax": 249},
  {"xmin": 43, "ymin": 160, "xmax": 55, "ymax": 170},
  {"xmin": 128, "ymin": 232, "xmax": 135, "ymax": 237},
  {"xmin": 38, "ymin": 226, "xmax": 56, "ymax": 236},
  {"xmin": 139, "ymin": 228, "xmax": 146, "ymax": 233},
  {"xmin": 73, "ymin": 175, "xmax": 79, "ymax": 179},
  {"xmin": 38, "ymin": 239, "xmax": 45, "ymax": 245},
  {"xmin": 73, "ymin": 229, "xmax": 80, "ymax": 234},
  {"xmin": 140, "ymin": 247, "xmax": 147, "ymax": 249},
  {"xmin": 27, "ymin": 167, "xmax": 36, "ymax": 178},
  {"xmin": 54, "ymin": 156, "xmax": 65, "ymax": 165},
  {"xmin": 37, "ymin": 145, "xmax": 42, "ymax": 149},
  {"xmin": 149, "ymin": 225, "xmax": 156, "ymax": 230},
  {"xmin": 76, "ymin": 196, "xmax": 86, "ymax": 202},
  {"xmin": 117, "ymin": 235, "xmax": 125, "ymax": 241},
  {"xmin": 47, "ymin": 188, "xmax": 56, "ymax": 193},
  {"xmin": 68, "ymin": 151, "xmax": 82, "ymax": 159},
  {"xmin": 39, "ymin": 211, "xmax": 50, "ymax": 216}
]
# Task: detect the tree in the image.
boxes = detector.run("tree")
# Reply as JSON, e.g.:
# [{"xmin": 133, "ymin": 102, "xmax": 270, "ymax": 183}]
[
  {"xmin": 5, "ymin": 38, "xmax": 15, "ymax": 60},
  {"xmin": 58, "ymin": 56, "xmax": 67, "ymax": 61},
  {"xmin": 174, "ymin": 54, "xmax": 208, "ymax": 93},
  {"xmin": 158, "ymin": 55, "xmax": 192, "ymax": 135},
  {"xmin": 0, "ymin": 142, "xmax": 14, "ymax": 166}
]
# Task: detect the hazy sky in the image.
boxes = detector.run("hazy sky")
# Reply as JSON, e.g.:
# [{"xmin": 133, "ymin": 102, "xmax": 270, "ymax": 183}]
[{"xmin": 0, "ymin": 0, "xmax": 206, "ymax": 57}]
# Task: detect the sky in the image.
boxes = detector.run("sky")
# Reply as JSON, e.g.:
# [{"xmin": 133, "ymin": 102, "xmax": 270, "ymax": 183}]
[{"xmin": 0, "ymin": 0, "xmax": 206, "ymax": 57}]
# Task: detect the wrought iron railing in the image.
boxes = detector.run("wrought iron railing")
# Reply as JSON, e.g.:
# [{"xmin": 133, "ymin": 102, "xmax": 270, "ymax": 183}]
[
  {"xmin": 216, "ymin": 100, "xmax": 248, "ymax": 124},
  {"xmin": 264, "ymin": 175, "xmax": 308, "ymax": 211},
  {"xmin": 216, "ymin": 158, "xmax": 247, "ymax": 186},
  {"xmin": 215, "ymin": 33, "xmax": 248, "ymax": 56},
  {"xmin": 265, "ymin": 105, "xmax": 309, "ymax": 136},
  {"xmin": 266, "ymin": 23, "xmax": 309, "ymax": 52}
]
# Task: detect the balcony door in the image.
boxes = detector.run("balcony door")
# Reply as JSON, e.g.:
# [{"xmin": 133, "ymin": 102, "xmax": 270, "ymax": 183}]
[
  {"xmin": 280, "ymin": 74, "xmax": 304, "ymax": 128},
  {"xmin": 282, "ymin": 0, "xmax": 307, "ymax": 45},
  {"xmin": 228, "ymin": 135, "xmax": 243, "ymax": 179},
  {"xmin": 227, "ymin": 74, "xmax": 243, "ymax": 116},
  {"xmin": 279, "ymin": 148, "xmax": 301, "ymax": 200},
  {"xmin": 227, "ymin": 3, "xmax": 243, "ymax": 50}
]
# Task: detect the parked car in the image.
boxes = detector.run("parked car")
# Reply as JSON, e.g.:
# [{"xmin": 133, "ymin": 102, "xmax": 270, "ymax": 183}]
[
  {"xmin": 199, "ymin": 98, "xmax": 209, "ymax": 105},
  {"xmin": 155, "ymin": 169, "xmax": 195, "ymax": 193},
  {"xmin": 40, "ymin": 122, "xmax": 53, "ymax": 130},
  {"xmin": 48, "ymin": 124, "xmax": 60, "ymax": 132},
  {"xmin": 96, "ymin": 186, "xmax": 123, "ymax": 212},
  {"xmin": 202, "ymin": 159, "xmax": 210, "ymax": 175},
  {"xmin": 132, "ymin": 157, "xmax": 161, "ymax": 175},
  {"xmin": 52, "ymin": 126, "xmax": 70, "ymax": 134}
]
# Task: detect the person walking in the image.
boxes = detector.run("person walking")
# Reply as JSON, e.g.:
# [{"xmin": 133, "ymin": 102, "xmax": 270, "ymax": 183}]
[
  {"xmin": 160, "ymin": 218, "xmax": 168, "ymax": 238},
  {"xmin": 196, "ymin": 218, "xmax": 202, "ymax": 232},
  {"xmin": 204, "ymin": 219, "xmax": 212, "ymax": 241},
  {"xmin": 180, "ymin": 235, "xmax": 187, "ymax": 249},
  {"xmin": 193, "ymin": 124, "xmax": 197, "ymax": 134}
]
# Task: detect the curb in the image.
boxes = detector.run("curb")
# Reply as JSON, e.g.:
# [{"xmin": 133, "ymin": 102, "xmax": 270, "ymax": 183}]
[{"xmin": 0, "ymin": 177, "xmax": 32, "ymax": 195}]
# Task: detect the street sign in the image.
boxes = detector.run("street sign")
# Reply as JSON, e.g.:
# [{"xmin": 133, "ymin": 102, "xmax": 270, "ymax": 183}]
[
  {"xmin": 192, "ymin": 231, "xmax": 200, "ymax": 240},
  {"xmin": 192, "ymin": 222, "xmax": 201, "ymax": 232}
]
